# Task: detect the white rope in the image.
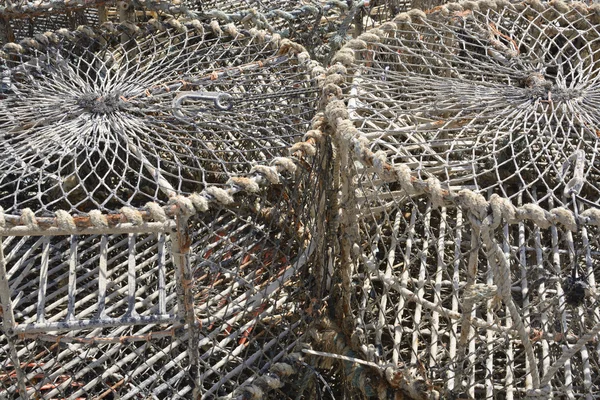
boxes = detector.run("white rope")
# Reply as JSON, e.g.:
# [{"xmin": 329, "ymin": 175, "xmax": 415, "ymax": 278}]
[
  {"xmin": 145, "ymin": 202, "xmax": 168, "ymax": 222},
  {"xmin": 21, "ymin": 208, "xmax": 38, "ymax": 230},
  {"xmin": 55, "ymin": 210, "xmax": 76, "ymax": 231},
  {"xmin": 480, "ymin": 215, "xmax": 541, "ymax": 389},
  {"xmin": 89, "ymin": 210, "xmax": 108, "ymax": 228},
  {"xmin": 250, "ymin": 165, "xmax": 280, "ymax": 185},
  {"xmin": 227, "ymin": 177, "xmax": 261, "ymax": 193},
  {"xmin": 120, "ymin": 207, "xmax": 144, "ymax": 226}
]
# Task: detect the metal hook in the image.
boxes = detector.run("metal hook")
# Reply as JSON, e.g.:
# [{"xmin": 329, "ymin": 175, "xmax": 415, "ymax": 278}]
[
  {"xmin": 172, "ymin": 91, "xmax": 233, "ymax": 120},
  {"xmin": 561, "ymin": 149, "xmax": 585, "ymax": 197}
]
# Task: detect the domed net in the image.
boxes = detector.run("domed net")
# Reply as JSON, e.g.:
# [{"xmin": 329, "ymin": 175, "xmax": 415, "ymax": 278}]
[
  {"xmin": 335, "ymin": 0, "xmax": 600, "ymax": 209},
  {"xmin": 0, "ymin": 19, "xmax": 319, "ymax": 214}
]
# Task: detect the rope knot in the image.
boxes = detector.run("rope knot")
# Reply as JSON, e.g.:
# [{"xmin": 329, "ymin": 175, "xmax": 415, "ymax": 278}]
[
  {"xmin": 120, "ymin": 207, "xmax": 144, "ymax": 225},
  {"xmin": 227, "ymin": 177, "xmax": 260, "ymax": 193},
  {"xmin": 145, "ymin": 202, "xmax": 168, "ymax": 222},
  {"xmin": 168, "ymin": 195, "xmax": 196, "ymax": 217},
  {"xmin": 89, "ymin": 210, "xmax": 108, "ymax": 228},
  {"xmin": 250, "ymin": 165, "xmax": 280, "ymax": 185},
  {"xmin": 55, "ymin": 210, "xmax": 76, "ymax": 231},
  {"xmin": 21, "ymin": 208, "xmax": 39, "ymax": 230},
  {"xmin": 204, "ymin": 187, "xmax": 234, "ymax": 205}
]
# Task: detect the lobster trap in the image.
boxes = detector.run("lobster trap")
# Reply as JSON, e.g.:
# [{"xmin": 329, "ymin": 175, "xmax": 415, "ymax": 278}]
[
  {"xmin": 302, "ymin": 1, "xmax": 600, "ymax": 398},
  {"xmin": 0, "ymin": 18, "xmax": 334, "ymax": 399},
  {"xmin": 0, "ymin": 116, "xmax": 330, "ymax": 399}
]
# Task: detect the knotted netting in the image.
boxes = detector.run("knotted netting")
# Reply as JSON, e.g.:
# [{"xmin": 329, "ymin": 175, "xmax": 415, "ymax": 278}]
[
  {"xmin": 303, "ymin": 1, "xmax": 600, "ymax": 399},
  {"xmin": 0, "ymin": 19, "xmax": 320, "ymax": 214}
]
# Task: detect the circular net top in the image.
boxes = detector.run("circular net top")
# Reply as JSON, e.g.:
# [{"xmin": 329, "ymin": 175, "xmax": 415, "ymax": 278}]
[
  {"xmin": 0, "ymin": 20, "xmax": 319, "ymax": 214},
  {"xmin": 334, "ymin": 0, "xmax": 600, "ymax": 209}
]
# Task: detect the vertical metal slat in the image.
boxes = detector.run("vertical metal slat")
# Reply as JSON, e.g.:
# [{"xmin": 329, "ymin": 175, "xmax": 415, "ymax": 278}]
[
  {"xmin": 36, "ymin": 236, "xmax": 50, "ymax": 324},
  {"xmin": 66, "ymin": 235, "xmax": 78, "ymax": 321},
  {"xmin": 97, "ymin": 235, "xmax": 108, "ymax": 319}
]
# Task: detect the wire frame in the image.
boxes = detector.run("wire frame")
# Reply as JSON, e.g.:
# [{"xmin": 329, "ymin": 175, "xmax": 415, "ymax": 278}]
[
  {"xmin": 332, "ymin": 0, "xmax": 600, "ymax": 210},
  {"xmin": 187, "ymin": 1, "xmax": 376, "ymax": 63},
  {"xmin": 0, "ymin": 19, "xmax": 319, "ymax": 214}
]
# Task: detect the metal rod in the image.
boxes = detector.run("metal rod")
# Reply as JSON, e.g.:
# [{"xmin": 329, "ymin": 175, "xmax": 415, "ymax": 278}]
[
  {"xmin": 97, "ymin": 235, "xmax": 108, "ymax": 319},
  {"xmin": 127, "ymin": 233, "xmax": 139, "ymax": 317},
  {"xmin": 13, "ymin": 314, "xmax": 177, "ymax": 334},
  {"xmin": 0, "ymin": 237, "xmax": 29, "ymax": 399},
  {"xmin": 158, "ymin": 233, "xmax": 167, "ymax": 315},
  {"xmin": 36, "ymin": 237, "xmax": 50, "ymax": 324},
  {"xmin": 66, "ymin": 235, "xmax": 77, "ymax": 321}
]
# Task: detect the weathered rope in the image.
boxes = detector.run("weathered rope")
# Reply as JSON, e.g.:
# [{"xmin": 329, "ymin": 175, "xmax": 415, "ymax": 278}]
[
  {"xmin": 323, "ymin": 100, "xmax": 599, "ymax": 231},
  {"xmin": 1, "ymin": 17, "xmax": 300, "ymax": 58},
  {"xmin": 0, "ymin": 0, "xmax": 192, "ymax": 17},
  {"xmin": 0, "ymin": 132, "xmax": 321, "ymax": 233},
  {"xmin": 480, "ymin": 214, "xmax": 541, "ymax": 389},
  {"xmin": 233, "ymin": 355, "xmax": 301, "ymax": 400}
]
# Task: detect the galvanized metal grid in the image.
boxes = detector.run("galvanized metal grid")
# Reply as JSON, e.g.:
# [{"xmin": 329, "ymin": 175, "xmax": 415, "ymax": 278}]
[
  {"xmin": 307, "ymin": 1, "xmax": 600, "ymax": 398},
  {"xmin": 0, "ymin": 19, "xmax": 319, "ymax": 214}
]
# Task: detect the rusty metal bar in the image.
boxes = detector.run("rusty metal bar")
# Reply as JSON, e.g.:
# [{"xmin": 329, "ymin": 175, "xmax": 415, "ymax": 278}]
[{"xmin": 171, "ymin": 213, "xmax": 200, "ymax": 394}]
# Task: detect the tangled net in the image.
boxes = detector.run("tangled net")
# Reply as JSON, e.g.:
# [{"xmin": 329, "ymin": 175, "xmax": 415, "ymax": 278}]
[{"xmin": 0, "ymin": 19, "xmax": 319, "ymax": 214}]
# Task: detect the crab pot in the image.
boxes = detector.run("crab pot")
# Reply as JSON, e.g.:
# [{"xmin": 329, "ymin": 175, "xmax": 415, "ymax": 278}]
[{"xmin": 0, "ymin": 124, "xmax": 330, "ymax": 399}]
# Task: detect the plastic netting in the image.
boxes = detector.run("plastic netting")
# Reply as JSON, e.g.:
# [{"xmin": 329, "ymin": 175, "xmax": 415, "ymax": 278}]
[
  {"xmin": 0, "ymin": 20, "xmax": 319, "ymax": 214},
  {"xmin": 303, "ymin": 1, "xmax": 600, "ymax": 398}
]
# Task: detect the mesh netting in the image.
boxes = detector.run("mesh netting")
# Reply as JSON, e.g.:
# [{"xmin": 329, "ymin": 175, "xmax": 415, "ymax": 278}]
[
  {"xmin": 2, "ymin": 0, "xmax": 600, "ymax": 399},
  {"xmin": 0, "ymin": 20, "xmax": 319, "ymax": 214},
  {"xmin": 304, "ymin": 1, "xmax": 600, "ymax": 398},
  {"xmin": 332, "ymin": 0, "xmax": 600, "ymax": 209},
  {"xmin": 189, "ymin": 1, "xmax": 414, "ymax": 63}
]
